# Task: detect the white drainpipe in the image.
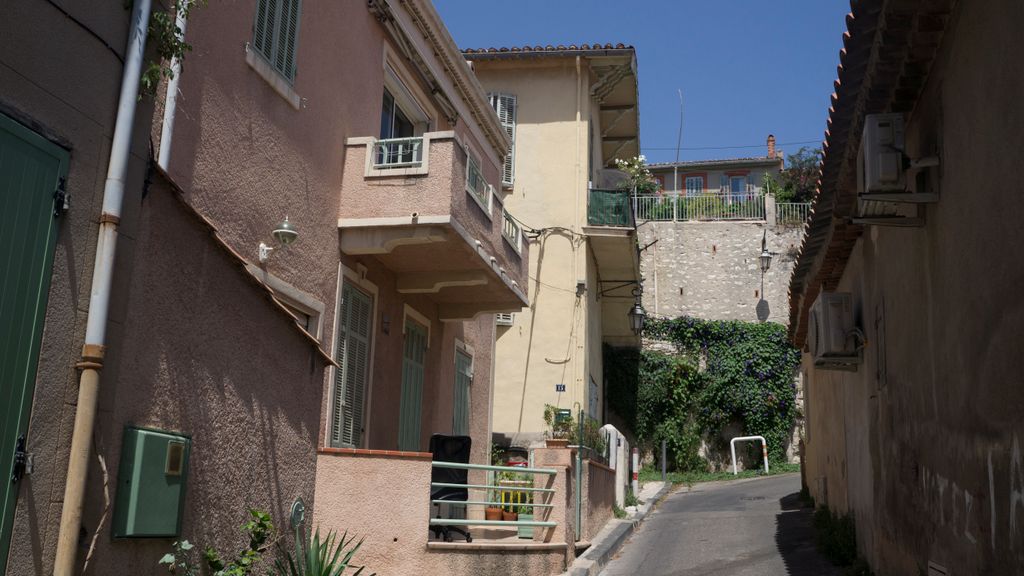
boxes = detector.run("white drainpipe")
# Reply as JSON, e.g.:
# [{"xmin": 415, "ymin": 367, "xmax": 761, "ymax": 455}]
[
  {"xmin": 157, "ymin": 9, "xmax": 187, "ymax": 170},
  {"xmin": 52, "ymin": 0, "xmax": 152, "ymax": 573}
]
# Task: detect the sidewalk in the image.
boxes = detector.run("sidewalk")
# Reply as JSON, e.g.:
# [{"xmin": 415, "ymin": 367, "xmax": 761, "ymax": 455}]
[{"xmin": 564, "ymin": 480, "xmax": 673, "ymax": 576}]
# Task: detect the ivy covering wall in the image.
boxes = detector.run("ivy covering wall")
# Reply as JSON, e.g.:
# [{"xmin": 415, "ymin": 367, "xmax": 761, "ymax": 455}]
[{"xmin": 605, "ymin": 316, "xmax": 801, "ymax": 470}]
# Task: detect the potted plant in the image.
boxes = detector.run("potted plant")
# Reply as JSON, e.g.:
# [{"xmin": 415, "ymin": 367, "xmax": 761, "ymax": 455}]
[
  {"xmin": 484, "ymin": 485, "xmax": 502, "ymax": 521},
  {"xmin": 543, "ymin": 405, "xmax": 572, "ymax": 448}
]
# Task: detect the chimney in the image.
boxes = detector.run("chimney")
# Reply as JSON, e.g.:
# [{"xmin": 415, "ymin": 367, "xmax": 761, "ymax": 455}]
[{"xmin": 767, "ymin": 134, "xmax": 776, "ymax": 158}]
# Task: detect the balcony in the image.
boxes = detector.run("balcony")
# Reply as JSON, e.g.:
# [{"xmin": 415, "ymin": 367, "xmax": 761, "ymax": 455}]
[
  {"xmin": 586, "ymin": 188, "xmax": 635, "ymax": 228},
  {"xmin": 635, "ymin": 190, "xmax": 766, "ymax": 222},
  {"xmin": 340, "ymin": 131, "xmax": 528, "ymax": 320},
  {"xmin": 583, "ymin": 188, "xmax": 641, "ymax": 347}
]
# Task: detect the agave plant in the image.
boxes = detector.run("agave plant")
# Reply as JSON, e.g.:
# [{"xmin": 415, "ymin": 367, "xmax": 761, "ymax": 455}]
[{"xmin": 272, "ymin": 526, "xmax": 373, "ymax": 576}]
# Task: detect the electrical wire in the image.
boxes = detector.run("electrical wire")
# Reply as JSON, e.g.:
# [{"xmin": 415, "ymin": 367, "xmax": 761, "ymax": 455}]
[{"xmin": 641, "ymin": 139, "xmax": 820, "ymax": 152}]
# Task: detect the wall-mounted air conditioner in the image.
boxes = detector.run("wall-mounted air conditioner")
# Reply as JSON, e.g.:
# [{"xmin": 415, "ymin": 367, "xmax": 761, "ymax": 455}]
[
  {"xmin": 854, "ymin": 113, "xmax": 940, "ymax": 226},
  {"xmin": 807, "ymin": 292, "xmax": 862, "ymax": 370}
]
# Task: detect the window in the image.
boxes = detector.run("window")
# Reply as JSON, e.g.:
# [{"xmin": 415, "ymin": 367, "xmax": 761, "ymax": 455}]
[
  {"xmin": 685, "ymin": 176, "xmax": 704, "ymax": 196},
  {"xmin": 465, "ymin": 148, "xmax": 492, "ymax": 216},
  {"xmin": 730, "ymin": 176, "xmax": 748, "ymax": 195},
  {"xmin": 252, "ymin": 0, "xmax": 302, "ymax": 82},
  {"xmin": 489, "ymin": 93, "xmax": 517, "ymax": 187},
  {"xmin": 378, "ymin": 88, "xmax": 419, "ymax": 166},
  {"xmin": 331, "ymin": 283, "xmax": 373, "ymax": 448},
  {"xmin": 453, "ymin": 349, "xmax": 472, "ymax": 436}
]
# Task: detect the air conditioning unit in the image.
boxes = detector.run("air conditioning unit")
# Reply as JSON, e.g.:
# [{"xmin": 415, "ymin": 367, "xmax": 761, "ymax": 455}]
[
  {"xmin": 807, "ymin": 292, "xmax": 862, "ymax": 370},
  {"xmin": 495, "ymin": 313, "xmax": 514, "ymax": 326},
  {"xmin": 858, "ymin": 113, "xmax": 906, "ymax": 193}
]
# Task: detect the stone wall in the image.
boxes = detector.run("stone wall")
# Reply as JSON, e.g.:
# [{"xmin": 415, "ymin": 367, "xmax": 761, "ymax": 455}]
[{"xmin": 638, "ymin": 220, "xmax": 805, "ymax": 324}]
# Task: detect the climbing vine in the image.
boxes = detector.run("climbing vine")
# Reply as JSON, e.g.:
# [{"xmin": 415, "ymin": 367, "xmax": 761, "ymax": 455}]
[
  {"xmin": 605, "ymin": 317, "xmax": 801, "ymax": 470},
  {"xmin": 139, "ymin": 0, "xmax": 206, "ymax": 98}
]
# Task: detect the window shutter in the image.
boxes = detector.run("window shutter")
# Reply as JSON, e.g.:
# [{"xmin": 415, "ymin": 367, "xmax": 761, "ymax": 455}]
[
  {"xmin": 399, "ymin": 320, "xmax": 426, "ymax": 451},
  {"xmin": 453, "ymin": 351, "xmax": 472, "ymax": 436},
  {"xmin": 253, "ymin": 0, "xmax": 273, "ymax": 60},
  {"xmin": 331, "ymin": 284, "xmax": 372, "ymax": 448},
  {"xmin": 276, "ymin": 0, "xmax": 301, "ymax": 81},
  {"xmin": 489, "ymin": 94, "xmax": 517, "ymax": 187}
]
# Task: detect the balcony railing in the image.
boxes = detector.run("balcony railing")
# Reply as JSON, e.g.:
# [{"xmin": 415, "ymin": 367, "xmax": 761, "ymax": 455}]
[
  {"xmin": 429, "ymin": 461, "xmax": 557, "ymax": 534},
  {"xmin": 502, "ymin": 210, "xmax": 523, "ymax": 254},
  {"xmin": 776, "ymin": 202, "xmax": 811, "ymax": 225},
  {"xmin": 373, "ymin": 137, "xmax": 423, "ymax": 168},
  {"xmin": 635, "ymin": 192, "xmax": 766, "ymax": 222},
  {"xmin": 587, "ymin": 188, "xmax": 635, "ymax": 227}
]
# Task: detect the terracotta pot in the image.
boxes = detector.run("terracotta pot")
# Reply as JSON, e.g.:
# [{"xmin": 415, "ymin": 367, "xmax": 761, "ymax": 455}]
[
  {"xmin": 484, "ymin": 507, "xmax": 503, "ymax": 521},
  {"xmin": 502, "ymin": 510, "xmax": 518, "ymax": 521},
  {"xmin": 545, "ymin": 438, "xmax": 569, "ymax": 448}
]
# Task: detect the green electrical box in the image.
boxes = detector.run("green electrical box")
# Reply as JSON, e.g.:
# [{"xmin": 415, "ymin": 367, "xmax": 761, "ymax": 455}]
[{"xmin": 112, "ymin": 427, "xmax": 191, "ymax": 538}]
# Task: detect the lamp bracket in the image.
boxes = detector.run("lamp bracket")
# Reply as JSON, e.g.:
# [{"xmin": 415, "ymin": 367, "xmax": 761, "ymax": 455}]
[{"xmin": 258, "ymin": 242, "xmax": 274, "ymax": 263}]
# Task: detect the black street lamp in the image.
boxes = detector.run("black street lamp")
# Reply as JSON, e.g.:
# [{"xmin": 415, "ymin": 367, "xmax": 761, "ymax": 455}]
[
  {"xmin": 628, "ymin": 286, "xmax": 646, "ymax": 335},
  {"xmin": 759, "ymin": 230, "xmax": 773, "ymax": 274}
]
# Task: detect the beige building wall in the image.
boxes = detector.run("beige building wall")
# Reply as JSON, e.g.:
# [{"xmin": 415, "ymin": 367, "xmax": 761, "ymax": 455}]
[{"xmin": 472, "ymin": 61, "xmax": 604, "ymax": 441}]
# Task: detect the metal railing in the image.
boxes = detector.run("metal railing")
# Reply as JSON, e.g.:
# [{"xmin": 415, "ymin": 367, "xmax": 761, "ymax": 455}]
[
  {"xmin": 373, "ymin": 137, "xmax": 423, "ymax": 168},
  {"xmin": 587, "ymin": 188, "xmax": 635, "ymax": 227},
  {"xmin": 502, "ymin": 210, "xmax": 523, "ymax": 254},
  {"xmin": 776, "ymin": 202, "xmax": 811, "ymax": 225},
  {"xmin": 429, "ymin": 461, "xmax": 557, "ymax": 531},
  {"xmin": 635, "ymin": 192, "xmax": 766, "ymax": 222}
]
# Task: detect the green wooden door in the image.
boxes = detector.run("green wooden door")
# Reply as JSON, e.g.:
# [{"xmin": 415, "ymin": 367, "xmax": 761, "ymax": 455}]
[
  {"xmin": 0, "ymin": 113, "xmax": 68, "ymax": 572},
  {"xmin": 330, "ymin": 283, "xmax": 372, "ymax": 448},
  {"xmin": 398, "ymin": 319, "xmax": 426, "ymax": 451},
  {"xmin": 453, "ymin": 350, "xmax": 471, "ymax": 436}
]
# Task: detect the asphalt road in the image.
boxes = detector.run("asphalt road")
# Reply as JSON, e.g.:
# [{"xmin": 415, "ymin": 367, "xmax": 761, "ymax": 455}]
[{"xmin": 600, "ymin": 473, "xmax": 840, "ymax": 576}]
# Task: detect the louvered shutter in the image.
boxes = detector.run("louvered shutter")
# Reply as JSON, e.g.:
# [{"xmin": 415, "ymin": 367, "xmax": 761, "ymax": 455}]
[
  {"xmin": 253, "ymin": 0, "xmax": 273, "ymax": 60},
  {"xmin": 489, "ymin": 94, "xmax": 517, "ymax": 186},
  {"xmin": 453, "ymin": 351, "xmax": 472, "ymax": 435},
  {"xmin": 331, "ymin": 284, "xmax": 372, "ymax": 448},
  {"xmin": 399, "ymin": 320, "xmax": 427, "ymax": 451},
  {"xmin": 277, "ymin": 0, "xmax": 301, "ymax": 81},
  {"xmin": 251, "ymin": 0, "xmax": 301, "ymax": 82}
]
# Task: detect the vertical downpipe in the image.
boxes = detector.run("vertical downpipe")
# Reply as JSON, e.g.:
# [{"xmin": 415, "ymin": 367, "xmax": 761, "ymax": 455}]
[
  {"xmin": 52, "ymin": 0, "xmax": 152, "ymax": 573},
  {"xmin": 157, "ymin": 9, "xmax": 187, "ymax": 170}
]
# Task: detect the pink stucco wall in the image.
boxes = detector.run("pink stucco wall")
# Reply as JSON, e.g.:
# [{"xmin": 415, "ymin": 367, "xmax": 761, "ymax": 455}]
[
  {"xmin": 314, "ymin": 449, "xmax": 570, "ymax": 575},
  {"xmin": 581, "ymin": 460, "xmax": 616, "ymax": 542}
]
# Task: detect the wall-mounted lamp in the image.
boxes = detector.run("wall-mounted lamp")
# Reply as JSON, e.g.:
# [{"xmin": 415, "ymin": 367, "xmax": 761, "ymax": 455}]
[
  {"xmin": 258, "ymin": 216, "xmax": 299, "ymax": 263},
  {"xmin": 627, "ymin": 285, "xmax": 646, "ymax": 336},
  {"xmin": 759, "ymin": 230, "xmax": 773, "ymax": 274}
]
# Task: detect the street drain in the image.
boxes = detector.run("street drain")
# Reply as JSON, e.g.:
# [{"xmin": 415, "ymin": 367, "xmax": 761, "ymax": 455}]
[{"xmin": 740, "ymin": 496, "xmax": 766, "ymax": 501}]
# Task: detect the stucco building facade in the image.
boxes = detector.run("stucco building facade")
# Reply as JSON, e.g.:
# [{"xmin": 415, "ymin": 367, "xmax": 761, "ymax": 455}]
[
  {"xmin": 1, "ymin": 0, "xmax": 529, "ymax": 574},
  {"xmin": 789, "ymin": 0, "xmax": 1024, "ymax": 573},
  {"xmin": 464, "ymin": 45, "xmax": 642, "ymax": 446}
]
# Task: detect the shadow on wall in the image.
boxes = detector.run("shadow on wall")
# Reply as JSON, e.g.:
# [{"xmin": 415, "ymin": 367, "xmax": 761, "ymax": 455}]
[
  {"xmin": 756, "ymin": 298, "xmax": 770, "ymax": 323},
  {"xmin": 774, "ymin": 492, "xmax": 841, "ymax": 576}
]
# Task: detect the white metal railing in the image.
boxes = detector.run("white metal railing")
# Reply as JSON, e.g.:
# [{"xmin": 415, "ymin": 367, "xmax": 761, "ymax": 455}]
[
  {"xmin": 634, "ymin": 192, "xmax": 766, "ymax": 222},
  {"xmin": 465, "ymin": 154, "xmax": 492, "ymax": 215},
  {"xmin": 429, "ymin": 461, "xmax": 557, "ymax": 535},
  {"xmin": 776, "ymin": 202, "xmax": 811, "ymax": 225},
  {"xmin": 373, "ymin": 136, "xmax": 423, "ymax": 168},
  {"xmin": 502, "ymin": 210, "xmax": 523, "ymax": 254}
]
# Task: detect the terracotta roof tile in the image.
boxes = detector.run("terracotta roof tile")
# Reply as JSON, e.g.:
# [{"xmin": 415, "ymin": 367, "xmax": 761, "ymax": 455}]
[{"xmin": 463, "ymin": 42, "xmax": 633, "ymax": 55}]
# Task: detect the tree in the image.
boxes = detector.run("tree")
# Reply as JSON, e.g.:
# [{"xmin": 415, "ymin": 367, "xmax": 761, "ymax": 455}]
[{"xmin": 770, "ymin": 147, "xmax": 821, "ymax": 203}]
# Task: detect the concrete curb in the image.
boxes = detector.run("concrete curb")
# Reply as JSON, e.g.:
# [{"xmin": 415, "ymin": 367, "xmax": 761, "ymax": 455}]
[{"xmin": 564, "ymin": 482, "xmax": 674, "ymax": 576}]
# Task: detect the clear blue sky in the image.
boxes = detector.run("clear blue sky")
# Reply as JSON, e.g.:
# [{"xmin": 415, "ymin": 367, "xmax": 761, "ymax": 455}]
[{"xmin": 434, "ymin": 1, "xmax": 849, "ymax": 163}]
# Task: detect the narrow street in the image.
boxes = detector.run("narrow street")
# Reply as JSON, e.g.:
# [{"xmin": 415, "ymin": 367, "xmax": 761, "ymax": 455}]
[{"xmin": 601, "ymin": 474, "xmax": 839, "ymax": 576}]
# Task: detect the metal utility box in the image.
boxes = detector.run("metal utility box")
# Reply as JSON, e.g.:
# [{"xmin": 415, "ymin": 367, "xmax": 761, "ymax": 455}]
[{"xmin": 112, "ymin": 427, "xmax": 191, "ymax": 538}]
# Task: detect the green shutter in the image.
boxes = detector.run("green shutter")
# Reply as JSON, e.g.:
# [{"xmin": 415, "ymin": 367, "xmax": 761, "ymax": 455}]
[
  {"xmin": 398, "ymin": 319, "xmax": 426, "ymax": 451},
  {"xmin": 331, "ymin": 283, "xmax": 372, "ymax": 448},
  {"xmin": 0, "ymin": 113, "xmax": 68, "ymax": 574},
  {"xmin": 453, "ymin": 350, "xmax": 472, "ymax": 436},
  {"xmin": 252, "ymin": 0, "xmax": 301, "ymax": 82}
]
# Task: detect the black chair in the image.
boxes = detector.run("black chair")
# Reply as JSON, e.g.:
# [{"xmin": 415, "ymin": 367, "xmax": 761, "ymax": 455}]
[{"xmin": 429, "ymin": 434, "xmax": 472, "ymax": 542}]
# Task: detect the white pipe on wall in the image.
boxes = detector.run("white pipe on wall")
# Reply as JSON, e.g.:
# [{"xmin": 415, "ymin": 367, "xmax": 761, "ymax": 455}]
[
  {"xmin": 157, "ymin": 10, "xmax": 188, "ymax": 170},
  {"xmin": 53, "ymin": 0, "xmax": 152, "ymax": 573}
]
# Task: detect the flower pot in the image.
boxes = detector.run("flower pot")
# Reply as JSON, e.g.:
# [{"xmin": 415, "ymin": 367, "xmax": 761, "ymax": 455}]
[
  {"xmin": 518, "ymin": 513, "xmax": 534, "ymax": 539},
  {"xmin": 502, "ymin": 510, "xmax": 518, "ymax": 522},
  {"xmin": 545, "ymin": 438, "xmax": 569, "ymax": 448},
  {"xmin": 484, "ymin": 507, "xmax": 503, "ymax": 521}
]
